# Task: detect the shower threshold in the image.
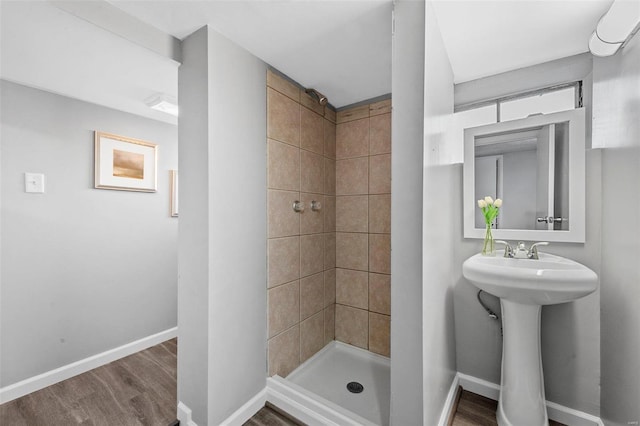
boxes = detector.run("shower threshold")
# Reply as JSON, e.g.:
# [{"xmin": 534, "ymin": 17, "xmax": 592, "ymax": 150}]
[{"xmin": 268, "ymin": 341, "xmax": 390, "ymax": 426}]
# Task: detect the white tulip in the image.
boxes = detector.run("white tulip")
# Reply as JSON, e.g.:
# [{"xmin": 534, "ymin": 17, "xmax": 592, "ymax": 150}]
[
  {"xmin": 484, "ymin": 196, "xmax": 494, "ymax": 205},
  {"xmin": 478, "ymin": 199, "xmax": 487, "ymax": 208},
  {"xmin": 494, "ymin": 199, "xmax": 503, "ymax": 208}
]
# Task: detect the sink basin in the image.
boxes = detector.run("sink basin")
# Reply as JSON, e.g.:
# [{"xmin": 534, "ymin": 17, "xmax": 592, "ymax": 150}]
[
  {"xmin": 463, "ymin": 251, "xmax": 598, "ymax": 305},
  {"xmin": 462, "ymin": 251, "xmax": 598, "ymax": 426}
]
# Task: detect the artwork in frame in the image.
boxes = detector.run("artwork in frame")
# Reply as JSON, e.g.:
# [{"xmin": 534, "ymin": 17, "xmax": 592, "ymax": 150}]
[
  {"xmin": 94, "ymin": 131, "xmax": 157, "ymax": 192},
  {"xmin": 170, "ymin": 170, "xmax": 179, "ymax": 217}
]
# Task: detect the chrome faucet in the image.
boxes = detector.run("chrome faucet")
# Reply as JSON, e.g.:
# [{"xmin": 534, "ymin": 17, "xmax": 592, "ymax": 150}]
[
  {"xmin": 527, "ymin": 242, "xmax": 549, "ymax": 260},
  {"xmin": 495, "ymin": 241, "xmax": 549, "ymax": 260}
]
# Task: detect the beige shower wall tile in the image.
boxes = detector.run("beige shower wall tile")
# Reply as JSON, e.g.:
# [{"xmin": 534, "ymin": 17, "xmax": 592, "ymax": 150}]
[
  {"xmin": 300, "ymin": 272, "xmax": 324, "ymax": 320},
  {"xmin": 336, "ymin": 157, "xmax": 368, "ymax": 195},
  {"xmin": 370, "ymin": 113, "xmax": 391, "ymax": 155},
  {"xmin": 324, "ymin": 268, "xmax": 336, "ymax": 307},
  {"xmin": 324, "ymin": 119, "xmax": 336, "ymax": 159},
  {"xmin": 369, "ymin": 273, "xmax": 391, "ymax": 315},
  {"xmin": 301, "ymin": 90, "xmax": 325, "ymax": 116},
  {"xmin": 268, "ymin": 139, "xmax": 300, "ymax": 191},
  {"xmin": 301, "ymin": 150, "xmax": 324, "ymax": 194},
  {"xmin": 369, "ymin": 312, "xmax": 390, "ymax": 357},
  {"xmin": 336, "ymin": 268, "xmax": 368, "ymax": 310},
  {"xmin": 369, "ymin": 154, "xmax": 391, "ymax": 194},
  {"xmin": 268, "ymin": 325, "xmax": 300, "ymax": 377},
  {"xmin": 324, "ymin": 233, "xmax": 336, "ymax": 269},
  {"xmin": 324, "ymin": 158, "xmax": 336, "ymax": 196},
  {"xmin": 336, "ymin": 105, "xmax": 369, "ymax": 123},
  {"xmin": 301, "ymin": 107, "xmax": 324, "ymax": 155},
  {"xmin": 370, "ymin": 98, "xmax": 391, "ymax": 116},
  {"xmin": 369, "ymin": 194, "xmax": 391, "ymax": 234},
  {"xmin": 268, "ymin": 190, "xmax": 300, "ymax": 238},
  {"xmin": 335, "ymin": 304, "xmax": 368, "ymax": 349},
  {"xmin": 268, "ymin": 280, "xmax": 300, "ymax": 338},
  {"xmin": 300, "ymin": 234, "xmax": 324, "ymax": 277},
  {"xmin": 336, "ymin": 195, "xmax": 368, "ymax": 233},
  {"xmin": 324, "ymin": 305, "xmax": 335, "ymax": 344},
  {"xmin": 268, "ymin": 88, "xmax": 300, "ymax": 147},
  {"xmin": 268, "ymin": 236, "xmax": 300, "ymax": 288},
  {"xmin": 325, "ymin": 107, "xmax": 337, "ymax": 124},
  {"xmin": 369, "ymin": 234, "xmax": 391, "ymax": 274},
  {"xmin": 336, "ymin": 118, "xmax": 369, "ymax": 159},
  {"xmin": 267, "ymin": 69, "xmax": 300, "ymax": 102},
  {"xmin": 300, "ymin": 193, "xmax": 324, "ymax": 235},
  {"xmin": 324, "ymin": 196, "xmax": 336, "ymax": 232},
  {"xmin": 300, "ymin": 311, "xmax": 324, "ymax": 362},
  {"xmin": 336, "ymin": 232, "xmax": 368, "ymax": 271}
]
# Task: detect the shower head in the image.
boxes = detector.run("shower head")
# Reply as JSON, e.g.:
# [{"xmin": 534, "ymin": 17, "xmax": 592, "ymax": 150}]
[{"xmin": 305, "ymin": 88, "xmax": 328, "ymax": 106}]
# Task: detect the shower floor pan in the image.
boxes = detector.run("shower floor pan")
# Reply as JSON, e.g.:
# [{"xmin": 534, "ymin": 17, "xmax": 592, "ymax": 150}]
[{"xmin": 274, "ymin": 341, "xmax": 390, "ymax": 426}]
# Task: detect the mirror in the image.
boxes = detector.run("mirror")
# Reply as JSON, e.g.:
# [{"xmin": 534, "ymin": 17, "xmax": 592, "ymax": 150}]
[{"xmin": 463, "ymin": 108, "xmax": 586, "ymax": 243}]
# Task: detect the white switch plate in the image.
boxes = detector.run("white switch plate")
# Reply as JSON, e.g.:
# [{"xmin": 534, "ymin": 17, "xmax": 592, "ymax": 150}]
[{"xmin": 25, "ymin": 172, "xmax": 45, "ymax": 193}]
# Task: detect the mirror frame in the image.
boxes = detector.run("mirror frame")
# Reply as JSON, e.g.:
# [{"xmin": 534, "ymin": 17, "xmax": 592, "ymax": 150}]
[{"xmin": 463, "ymin": 108, "xmax": 586, "ymax": 243}]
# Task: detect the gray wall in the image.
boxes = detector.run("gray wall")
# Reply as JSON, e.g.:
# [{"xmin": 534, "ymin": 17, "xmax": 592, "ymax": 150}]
[
  {"xmin": 453, "ymin": 54, "xmax": 602, "ymax": 415},
  {"xmin": 178, "ymin": 26, "xmax": 267, "ymax": 425},
  {"xmin": 177, "ymin": 27, "xmax": 210, "ymax": 424},
  {"xmin": 594, "ymin": 33, "xmax": 640, "ymax": 426},
  {"xmin": 390, "ymin": 1, "xmax": 458, "ymax": 424},
  {"xmin": 390, "ymin": 1, "xmax": 425, "ymax": 424},
  {"xmin": 455, "ymin": 53, "xmax": 592, "ymax": 107},
  {"xmin": 0, "ymin": 80, "xmax": 178, "ymax": 387}
]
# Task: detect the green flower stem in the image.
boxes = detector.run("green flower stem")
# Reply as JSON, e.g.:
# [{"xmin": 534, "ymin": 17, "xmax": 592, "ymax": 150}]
[{"xmin": 482, "ymin": 223, "xmax": 494, "ymax": 256}]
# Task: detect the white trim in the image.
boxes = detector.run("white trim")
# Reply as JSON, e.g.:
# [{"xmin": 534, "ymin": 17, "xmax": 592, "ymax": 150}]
[
  {"xmin": 220, "ymin": 388, "xmax": 267, "ymax": 426},
  {"xmin": 177, "ymin": 401, "xmax": 198, "ymax": 426},
  {"xmin": 457, "ymin": 372, "xmax": 500, "ymax": 400},
  {"xmin": 266, "ymin": 376, "xmax": 378, "ymax": 426},
  {"xmin": 456, "ymin": 373, "xmax": 604, "ymax": 426},
  {"xmin": 437, "ymin": 374, "xmax": 460, "ymax": 426},
  {"xmin": 0, "ymin": 327, "xmax": 178, "ymax": 404},
  {"xmin": 546, "ymin": 401, "xmax": 605, "ymax": 426}
]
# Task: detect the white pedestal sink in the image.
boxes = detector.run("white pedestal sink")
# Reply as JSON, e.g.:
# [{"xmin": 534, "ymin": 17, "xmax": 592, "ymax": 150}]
[{"xmin": 463, "ymin": 251, "xmax": 598, "ymax": 426}]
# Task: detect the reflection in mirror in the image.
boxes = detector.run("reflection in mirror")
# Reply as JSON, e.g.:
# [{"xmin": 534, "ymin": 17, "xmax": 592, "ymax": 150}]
[
  {"xmin": 474, "ymin": 121, "xmax": 569, "ymax": 231},
  {"xmin": 464, "ymin": 108, "xmax": 586, "ymax": 243}
]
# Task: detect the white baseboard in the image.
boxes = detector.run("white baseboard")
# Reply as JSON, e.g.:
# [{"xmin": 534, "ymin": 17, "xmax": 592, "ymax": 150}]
[
  {"xmin": 177, "ymin": 401, "xmax": 198, "ymax": 426},
  {"xmin": 0, "ymin": 327, "xmax": 178, "ymax": 404},
  {"xmin": 457, "ymin": 373, "xmax": 604, "ymax": 426},
  {"xmin": 437, "ymin": 373, "xmax": 460, "ymax": 426},
  {"xmin": 221, "ymin": 388, "xmax": 267, "ymax": 426}
]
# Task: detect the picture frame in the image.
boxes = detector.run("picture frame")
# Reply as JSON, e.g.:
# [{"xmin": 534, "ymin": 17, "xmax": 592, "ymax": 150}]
[
  {"xmin": 170, "ymin": 170, "xmax": 179, "ymax": 217},
  {"xmin": 94, "ymin": 131, "xmax": 158, "ymax": 192}
]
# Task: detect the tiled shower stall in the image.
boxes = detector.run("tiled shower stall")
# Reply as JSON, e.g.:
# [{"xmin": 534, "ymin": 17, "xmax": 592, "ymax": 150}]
[{"xmin": 267, "ymin": 68, "xmax": 391, "ymax": 377}]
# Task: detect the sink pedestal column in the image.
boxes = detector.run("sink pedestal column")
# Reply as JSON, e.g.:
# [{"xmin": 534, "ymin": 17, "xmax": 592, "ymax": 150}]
[{"xmin": 497, "ymin": 299, "xmax": 548, "ymax": 426}]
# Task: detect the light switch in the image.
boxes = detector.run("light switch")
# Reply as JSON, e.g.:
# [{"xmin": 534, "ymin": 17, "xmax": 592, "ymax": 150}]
[{"xmin": 25, "ymin": 173, "xmax": 45, "ymax": 193}]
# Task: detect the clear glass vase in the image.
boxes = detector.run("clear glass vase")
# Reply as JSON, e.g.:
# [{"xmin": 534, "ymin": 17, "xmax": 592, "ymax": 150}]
[{"xmin": 482, "ymin": 223, "xmax": 495, "ymax": 256}]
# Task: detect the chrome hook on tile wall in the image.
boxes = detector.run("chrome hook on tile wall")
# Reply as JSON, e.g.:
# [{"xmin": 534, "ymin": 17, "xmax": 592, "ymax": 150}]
[
  {"xmin": 311, "ymin": 200, "xmax": 322, "ymax": 211},
  {"xmin": 293, "ymin": 200, "xmax": 305, "ymax": 213}
]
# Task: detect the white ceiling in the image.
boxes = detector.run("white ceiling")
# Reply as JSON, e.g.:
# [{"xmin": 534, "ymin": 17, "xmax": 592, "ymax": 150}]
[
  {"xmin": 1, "ymin": 0, "xmax": 614, "ymax": 123},
  {"xmin": 0, "ymin": 1, "xmax": 179, "ymax": 124},
  {"xmin": 431, "ymin": 0, "xmax": 612, "ymax": 83},
  {"xmin": 106, "ymin": 0, "xmax": 393, "ymax": 108}
]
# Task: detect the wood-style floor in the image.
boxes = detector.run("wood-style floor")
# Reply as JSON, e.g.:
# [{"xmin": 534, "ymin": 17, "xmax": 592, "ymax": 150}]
[
  {"xmin": 1, "ymin": 340, "xmax": 565, "ymax": 426},
  {"xmin": 0, "ymin": 339, "xmax": 177, "ymax": 426},
  {"xmin": 451, "ymin": 390, "xmax": 565, "ymax": 426}
]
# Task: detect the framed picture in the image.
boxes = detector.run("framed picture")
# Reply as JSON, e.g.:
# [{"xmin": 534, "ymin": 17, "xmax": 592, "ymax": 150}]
[
  {"xmin": 170, "ymin": 170, "xmax": 179, "ymax": 217},
  {"xmin": 94, "ymin": 131, "xmax": 157, "ymax": 192}
]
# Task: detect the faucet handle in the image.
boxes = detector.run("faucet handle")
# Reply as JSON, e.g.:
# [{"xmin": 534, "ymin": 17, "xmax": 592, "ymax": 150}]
[
  {"xmin": 495, "ymin": 240, "xmax": 514, "ymax": 258},
  {"xmin": 528, "ymin": 242, "xmax": 549, "ymax": 259}
]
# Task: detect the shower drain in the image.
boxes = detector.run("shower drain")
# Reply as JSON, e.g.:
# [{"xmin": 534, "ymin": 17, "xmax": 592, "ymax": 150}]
[{"xmin": 346, "ymin": 381, "xmax": 364, "ymax": 394}]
